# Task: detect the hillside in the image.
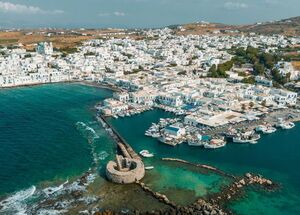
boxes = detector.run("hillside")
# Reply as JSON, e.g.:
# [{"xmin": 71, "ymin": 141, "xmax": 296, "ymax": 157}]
[
  {"xmin": 0, "ymin": 29, "xmax": 129, "ymax": 50},
  {"xmin": 176, "ymin": 16, "xmax": 300, "ymax": 36},
  {"xmin": 239, "ymin": 16, "xmax": 300, "ymax": 36},
  {"xmin": 0, "ymin": 16, "xmax": 299, "ymax": 50}
]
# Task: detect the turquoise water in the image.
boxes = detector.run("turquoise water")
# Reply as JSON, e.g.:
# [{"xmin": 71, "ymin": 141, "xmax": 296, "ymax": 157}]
[
  {"xmin": 109, "ymin": 109, "xmax": 300, "ymax": 215},
  {"xmin": 1, "ymin": 84, "xmax": 300, "ymax": 214},
  {"xmin": 0, "ymin": 83, "xmax": 113, "ymax": 196}
]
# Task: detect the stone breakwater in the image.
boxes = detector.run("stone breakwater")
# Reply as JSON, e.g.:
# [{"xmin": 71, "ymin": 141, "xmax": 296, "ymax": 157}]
[
  {"xmin": 135, "ymin": 181, "xmax": 226, "ymax": 215},
  {"xmin": 162, "ymin": 158, "xmax": 236, "ymax": 179},
  {"xmin": 208, "ymin": 173, "xmax": 276, "ymax": 207},
  {"xmin": 159, "ymin": 158, "xmax": 277, "ymax": 214}
]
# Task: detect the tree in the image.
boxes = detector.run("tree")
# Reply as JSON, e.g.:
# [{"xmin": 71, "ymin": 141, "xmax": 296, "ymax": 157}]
[
  {"xmin": 242, "ymin": 76, "xmax": 255, "ymax": 85},
  {"xmin": 241, "ymin": 104, "xmax": 246, "ymax": 112},
  {"xmin": 249, "ymin": 102, "xmax": 254, "ymax": 109},
  {"xmin": 254, "ymin": 63, "xmax": 265, "ymax": 75},
  {"xmin": 259, "ymin": 53, "xmax": 275, "ymax": 69},
  {"xmin": 208, "ymin": 64, "xmax": 217, "ymax": 77},
  {"xmin": 208, "ymin": 64, "xmax": 229, "ymax": 78},
  {"xmin": 236, "ymin": 47, "xmax": 247, "ymax": 57}
]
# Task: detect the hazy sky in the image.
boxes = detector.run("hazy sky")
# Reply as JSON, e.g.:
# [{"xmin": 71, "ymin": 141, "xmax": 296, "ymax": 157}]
[{"xmin": 0, "ymin": 0, "xmax": 299, "ymax": 28}]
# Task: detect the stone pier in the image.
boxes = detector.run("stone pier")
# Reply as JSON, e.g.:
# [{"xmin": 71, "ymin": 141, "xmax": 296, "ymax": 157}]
[{"xmin": 97, "ymin": 114, "xmax": 145, "ymax": 184}]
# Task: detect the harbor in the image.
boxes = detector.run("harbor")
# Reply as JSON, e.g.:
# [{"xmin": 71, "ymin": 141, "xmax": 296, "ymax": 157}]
[
  {"xmin": 0, "ymin": 84, "xmax": 300, "ymax": 214},
  {"xmin": 107, "ymin": 107, "xmax": 300, "ymax": 215},
  {"xmin": 104, "ymin": 104, "xmax": 300, "ymax": 150}
]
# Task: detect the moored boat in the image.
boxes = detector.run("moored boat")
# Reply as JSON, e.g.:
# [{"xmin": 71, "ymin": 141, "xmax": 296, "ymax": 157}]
[
  {"xmin": 276, "ymin": 118, "xmax": 295, "ymax": 130},
  {"xmin": 145, "ymin": 166, "xmax": 154, "ymax": 170},
  {"xmin": 256, "ymin": 125, "xmax": 276, "ymax": 134},
  {"xmin": 139, "ymin": 150, "xmax": 154, "ymax": 158},
  {"xmin": 188, "ymin": 140, "xmax": 205, "ymax": 147},
  {"xmin": 232, "ymin": 131, "xmax": 261, "ymax": 144},
  {"xmin": 262, "ymin": 127, "xmax": 276, "ymax": 134},
  {"xmin": 204, "ymin": 139, "xmax": 226, "ymax": 149}
]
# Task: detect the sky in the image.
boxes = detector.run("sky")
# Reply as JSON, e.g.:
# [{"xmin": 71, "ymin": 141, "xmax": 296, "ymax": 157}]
[{"xmin": 0, "ymin": 0, "xmax": 299, "ymax": 29}]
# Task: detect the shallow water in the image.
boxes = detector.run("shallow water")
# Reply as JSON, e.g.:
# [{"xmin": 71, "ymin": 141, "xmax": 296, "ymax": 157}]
[{"xmin": 109, "ymin": 109, "xmax": 300, "ymax": 215}]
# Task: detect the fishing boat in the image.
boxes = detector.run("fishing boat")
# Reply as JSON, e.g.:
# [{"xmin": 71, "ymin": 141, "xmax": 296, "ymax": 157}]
[
  {"xmin": 232, "ymin": 131, "xmax": 261, "ymax": 144},
  {"xmin": 276, "ymin": 118, "xmax": 295, "ymax": 130},
  {"xmin": 158, "ymin": 136, "xmax": 176, "ymax": 146},
  {"xmin": 261, "ymin": 127, "xmax": 276, "ymax": 134},
  {"xmin": 139, "ymin": 150, "xmax": 154, "ymax": 158},
  {"xmin": 188, "ymin": 139, "xmax": 205, "ymax": 146},
  {"xmin": 145, "ymin": 166, "xmax": 154, "ymax": 170},
  {"xmin": 145, "ymin": 131, "xmax": 152, "ymax": 136},
  {"xmin": 152, "ymin": 133, "xmax": 161, "ymax": 138},
  {"xmin": 204, "ymin": 139, "xmax": 226, "ymax": 149},
  {"xmin": 255, "ymin": 125, "xmax": 266, "ymax": 132},
  {"xmin": 224, "ymin": 128, "xmax": 238, "ymax": 141},
  {"xmin": 256, "ymin": 125, "xmax": 276, "ymax": 134},
  {"xmin": 278, "ymin": 122, "xmax": 295, "ymax": 130},
  {"xmin": 187, "ymin": 134, "xmax": 208, "ymax": 147}
]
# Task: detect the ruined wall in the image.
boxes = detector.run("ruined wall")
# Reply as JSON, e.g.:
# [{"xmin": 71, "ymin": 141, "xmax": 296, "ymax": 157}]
[{"xmin": 106, "ymin": 159, "xmax": 145, "ymax": 184}]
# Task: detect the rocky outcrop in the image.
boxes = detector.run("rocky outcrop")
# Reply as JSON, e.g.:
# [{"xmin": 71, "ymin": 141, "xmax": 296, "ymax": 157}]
[
  {"xmin": 135, "ymin": 181, "xmax": 227, "ymax": 215},
  {"xmin": 208, "ymin": 172, "xmax": 277, "ymax": 206}
]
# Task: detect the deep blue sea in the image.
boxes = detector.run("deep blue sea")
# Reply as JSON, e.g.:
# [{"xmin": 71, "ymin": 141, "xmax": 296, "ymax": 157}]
[
  {"xmin": 0, "ymin": 83, "xmax": 299, "ymax": 215},
  {"xmin": 0, "ymin": 83, "xmax": 113, "ymax": 196}
]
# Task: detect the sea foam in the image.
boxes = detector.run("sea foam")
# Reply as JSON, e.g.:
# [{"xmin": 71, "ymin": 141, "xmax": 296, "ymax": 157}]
[{"xmin": 0, "ymin": 186, "xmax": 36, "ymax": 215}]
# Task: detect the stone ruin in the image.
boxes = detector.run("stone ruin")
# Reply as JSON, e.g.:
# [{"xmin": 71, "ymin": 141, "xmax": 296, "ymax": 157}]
[{"xmin": 106, "ymin": 155, "xmax": 145, "ymax": 184}]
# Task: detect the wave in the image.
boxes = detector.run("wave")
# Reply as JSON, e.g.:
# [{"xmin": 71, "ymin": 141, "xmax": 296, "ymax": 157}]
[
  {"xmin": 43, "ymin": 180, "xmax": 69, "ymax": 197},
  {"xmin": 98, "ymin": 151, "xmax": 109, "ymax": 161},
  {"xmin": 36, "ymin": 209, "xmax": 68, "ymax": 215},
  {"xmin": 0, "ymin": 186, "xmax": 36, "ymax": 215},
  {"xmin": 76, "ymin": 121, "xmax": 99, "ymax": 140}
]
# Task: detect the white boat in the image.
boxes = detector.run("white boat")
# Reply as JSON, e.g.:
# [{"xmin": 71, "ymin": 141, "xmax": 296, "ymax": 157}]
[
  {"xmin": 188, "ymin": 134, "xmax": 205, "ymax": 146},
  {"xmin": 261, "ymin": 127, "xmax": 276, "ymax": 134},
  {"xmin": 188, "ymin": 140, "xmax": 205, "ymax": 147},
  {"xmin": 280, "ymin": 122, "xmax": 295, "ymax": 130},
  {"xmin": 255, "ymin": 125, "xmax": 266, "ymax": 132},
  {"xmin": 256, "ymin": 125, "xmax": 276, "ymax": 134},
  {"xmin": 145, "ymin": 166, "xmax": 154, "ymax": 170},
  {"xmin": 276, "ymin": 118, "xmax": 295, "ymax": 130},
  {"xmin": 233, "ymin": 134, "xmax": 260, "ymax": 144},
  {"xmin": 139, "ymin": 150, "xmax": 154, "ymax": 158},
  {"xmin": 152, "ymin": 133, "xmax": 161, "ymax": 138},
  {"xmin": 145, "ymin": 131, "xmax": 152, "ymax": 136},
  {"xmin": 204, "ymin": 139, "xmax": 226, "ymax": 149}
]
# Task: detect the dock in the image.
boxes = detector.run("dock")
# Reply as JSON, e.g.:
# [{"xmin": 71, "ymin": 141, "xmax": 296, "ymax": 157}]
[{"xmin": 97, "ymin": 114, "xmax": 141, "ymax": 160}]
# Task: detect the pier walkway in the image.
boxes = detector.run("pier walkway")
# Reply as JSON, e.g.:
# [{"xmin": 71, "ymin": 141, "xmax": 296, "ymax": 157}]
[{"xmin": 97, "ymin": 114, "xmax": 141, "ymax": 160}]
